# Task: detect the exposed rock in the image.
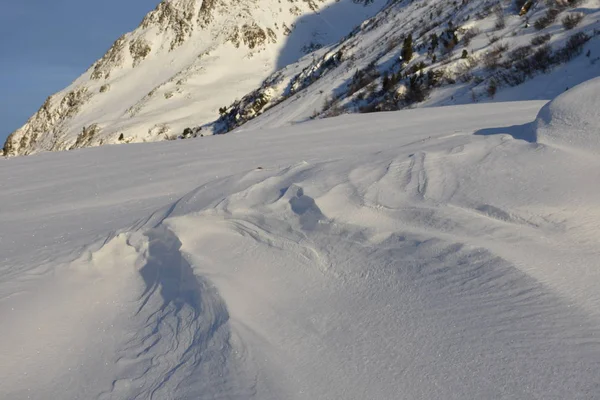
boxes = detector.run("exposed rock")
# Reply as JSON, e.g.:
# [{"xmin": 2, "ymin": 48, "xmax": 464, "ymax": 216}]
[
  {"xmin": 266, "ymin": 28, "xmax": 277, "ymax": 44},
  {"xmin": 71, "ymin": 124, "xmax": 101, "ymax": 149},
  {"xmin": 282, "ymin": 23, "xmax": 292, "ymax": 36},
  {"xmin": 148, "ymin": 123, "xmax": 171, "ymax": 138},
  {"xmin": 91, "ymin": 35, "xmax": 127, "ymax": 80},
  {"xmin": 129, "ymin": 38, "xmax": 152, "ymax": 67},
  {"xmin": 141, "ymin": 0, "xmax": 197, "ymax": 50},
  {"xmin": 241, "ymin": 23, "xmax": 268, "ymax": 49},
  {"xmin": 4, "ymin": 87, "xmax": 92, "ymax": 156},
  {"xmin": 181, "ymin": 126, "xmax": 202, "ymax": 138},
  {"xmin": 227, "ymin": 25, "xmax": 241, "ymax": 48},
  {"xmin": 198, "ymin": 0, "xmax": 221, "ymax": 27}
]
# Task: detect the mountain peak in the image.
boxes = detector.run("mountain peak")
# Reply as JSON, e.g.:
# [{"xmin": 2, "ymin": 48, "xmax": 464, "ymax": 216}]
[{"xmin": 3, "ymin": 0, "xmax": 384, "ymax": 156}]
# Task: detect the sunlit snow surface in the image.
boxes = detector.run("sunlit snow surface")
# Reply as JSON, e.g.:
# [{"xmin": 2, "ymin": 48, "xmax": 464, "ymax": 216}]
[{"xmin": 1, "ymin": 80, "xmax": 600, "ymax": 399}]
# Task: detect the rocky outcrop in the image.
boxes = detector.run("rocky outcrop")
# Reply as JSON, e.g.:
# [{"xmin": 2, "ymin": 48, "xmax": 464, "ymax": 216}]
[
  {"xmin": 130, "ymin": 38, "xmax": 153, "ymax": 67},
  {"xmin": 141, "ymin": 0, "xmax": 197, "ymax": 50},
  {"xmin": 91, "ymin": 35, "xmax": 127, "ymax": 80},
  {"xmin": 71, "ymin": 123, "xmax": 101, "ymax": 150},
  {"xmin": 4, "ymin": 86, "xmax": 92, "ymax": 156}
]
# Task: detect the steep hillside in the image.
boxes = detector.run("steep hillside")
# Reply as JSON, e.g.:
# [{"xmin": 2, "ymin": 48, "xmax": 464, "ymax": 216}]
[
  {"xmin": 3, "ymin": 0, "xmax": 385, "ymax": 156},
  {"xmin": 212, "ymin": 0, "xmax": 599, "ymax": 133}
]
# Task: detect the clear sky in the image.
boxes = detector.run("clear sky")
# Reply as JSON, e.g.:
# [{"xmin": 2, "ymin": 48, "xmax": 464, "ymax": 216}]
[{"xmin": 0, "ymin": 0, "xmax": 159, "ymax": 144}]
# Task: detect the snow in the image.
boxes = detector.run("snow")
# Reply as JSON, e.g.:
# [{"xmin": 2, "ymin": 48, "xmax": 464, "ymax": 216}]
[
  {"xmin": 534, "ymin": 75, "xmax": 600, "ymax": 153},
  {"xmin": 2, "ymin": 79, "xmax": 600, "ymax": 399},
  {"xmin": 221, "ymin": 0, "xmax": 600, "ymax": 133}
]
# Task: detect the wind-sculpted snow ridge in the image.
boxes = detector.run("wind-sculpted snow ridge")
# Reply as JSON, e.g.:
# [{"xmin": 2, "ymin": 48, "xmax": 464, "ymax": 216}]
[
  {"xmin": 96, "ymin": 227, "xmax": 256, "ymax": 400},
  {"xmin": 77, "ymin": 151, "xmax": 600, "ymax": 398}
]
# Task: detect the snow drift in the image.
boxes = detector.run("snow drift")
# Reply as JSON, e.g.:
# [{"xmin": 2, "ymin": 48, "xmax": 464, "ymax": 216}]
[{"xmin": 534, "ymin": 76, "xmax": 600, "ymax": 153}]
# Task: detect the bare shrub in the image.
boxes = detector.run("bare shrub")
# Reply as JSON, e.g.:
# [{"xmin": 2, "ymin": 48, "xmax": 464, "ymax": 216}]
[
  {"xmin": 327, "ymin": 102, "xmax": 345, "ymax": 117},
  {"xmin": 456, "ymin": 55, "xmax": 480, "ymax": 82},
  {"xmin": 461, "ymin": 28, "xmax": 480, "ymax": 47},
  {"xmin": 407, "ymin": 61, "xmax": 427, "ymax": 75},
  {"xmin": 426, "ymin": 68, "xmax": 448, "ymax": 87},
  {"xmin": 386, "ymin": 36, "xmax": 402, "ymax": 52},
  {"xmin": 494, "ymin": 5, "xmax": 506, "ymax": 30},
  {"xmin": 483, "ymin": 42, "xmax": 509, "ymax": 70},
  {"xmin": 509, "ymin": 45, "xmax": 533, "ymax": 63},
  {"xmin": 530, "ymin": 44, "xmax": 553, "ymax": 72},
  {"xmin": 487, "ymin": 78, "xmax": 498, "ymax": 98},
  {"xmin": 556, "ymin": 32, "xmax": 590, "ymax": 61},
  {"xmin": 534, "ymin": 8, "xmax": 561, "ymax": 30},
  {"xmin": 358, "ymin": 102, "xmax": 379, "ymax": 113},
  {"xmin": 562, "ymin": 13, "xmax": 584, "ymax": 30},
  {"xmin": 531, "ymin": 33, "xmax": 551, "ymax": 46},
  {"xmin": 555, "ymin": 0, "xmax": 584, "ymax": 8},
  {"xmin": 347, "ymin": 62, "xmax": 380, "ymax": 95}
]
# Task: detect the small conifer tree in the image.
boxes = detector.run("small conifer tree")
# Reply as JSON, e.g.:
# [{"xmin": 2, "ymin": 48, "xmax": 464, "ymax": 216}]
[
  {"xmin": 401, "ymin": 34, "xmax": 414, "ymax": 63},
  {"xmin": 430, "ymin": 33, "xmax": 439, "ymax": 52},
  {"xmin": 487, "ymin": 79, "xmax": 498, "ymax": 98}
]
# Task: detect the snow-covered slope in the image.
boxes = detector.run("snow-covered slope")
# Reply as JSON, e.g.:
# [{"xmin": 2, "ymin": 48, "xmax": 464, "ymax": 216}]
[
  {"xmin": 2, "ymin": 0, "xmax": 385, "ymax": 156},
  {"xmin": 213, "ymin": 0, "xmax": 600, "ymax": 133},
  {"xmin": 535, "ymin": 75, "xmax": 600, "ymax": 152},
  {"xmin": 1, "ymin": 79, "xmax": 600, "ymax": 399}
]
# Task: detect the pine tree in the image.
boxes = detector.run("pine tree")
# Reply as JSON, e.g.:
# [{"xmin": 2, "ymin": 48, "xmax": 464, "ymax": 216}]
[
  {"xmin": 382, "ymin": 72, "xmax": 394, "ymax": 92},
  {"xmin": 430, "ymin": 33, "xmax": 439, "ymax": 52},
  {"xmin": 487, "ymin": 79, "xmax": 498, "ymax": 98},
  {"xmin": 401, "ymin": 34, "xmax": 414, "ymax": 63}
]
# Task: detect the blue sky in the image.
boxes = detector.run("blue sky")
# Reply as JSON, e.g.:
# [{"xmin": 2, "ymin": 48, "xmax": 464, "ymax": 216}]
[{"xmin": 0, "ymin": 0, "xmax": 159, "ymax": 144}]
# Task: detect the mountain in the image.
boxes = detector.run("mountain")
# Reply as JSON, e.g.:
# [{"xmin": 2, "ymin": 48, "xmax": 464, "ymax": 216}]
[
  {"xmin": 212, "ymin": 0, "xmax": 600, "ymax": 133},
  {"xmin": 2, "ymin": 0, "xmax": 386, "ymax": 156},
  {"xmin": 3, "ymin": 0, "xmax": 599, "ymax": 156}
]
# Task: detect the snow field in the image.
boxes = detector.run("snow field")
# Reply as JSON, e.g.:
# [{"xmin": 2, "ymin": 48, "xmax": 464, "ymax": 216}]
[{"xmin": 1, "ymin": 79, "xmax": 600, "ymax": 398}]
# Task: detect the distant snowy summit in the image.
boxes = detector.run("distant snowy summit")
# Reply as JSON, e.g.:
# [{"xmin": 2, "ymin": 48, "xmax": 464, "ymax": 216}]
[{"xmin": 3, "ymin": 0, "xmax": 599, "ymax": 156}]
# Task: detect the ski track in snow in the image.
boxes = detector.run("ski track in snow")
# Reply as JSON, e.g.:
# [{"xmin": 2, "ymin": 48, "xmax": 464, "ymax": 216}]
[{"xmin": 1, "ymin": 95, "xmax": 600, "ymax": 398}]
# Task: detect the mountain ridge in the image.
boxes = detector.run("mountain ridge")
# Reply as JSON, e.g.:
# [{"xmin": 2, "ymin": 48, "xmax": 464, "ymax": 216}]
[{"xmin": 3, "ymin": 0, "xmax": 385, "ymax": 156}]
